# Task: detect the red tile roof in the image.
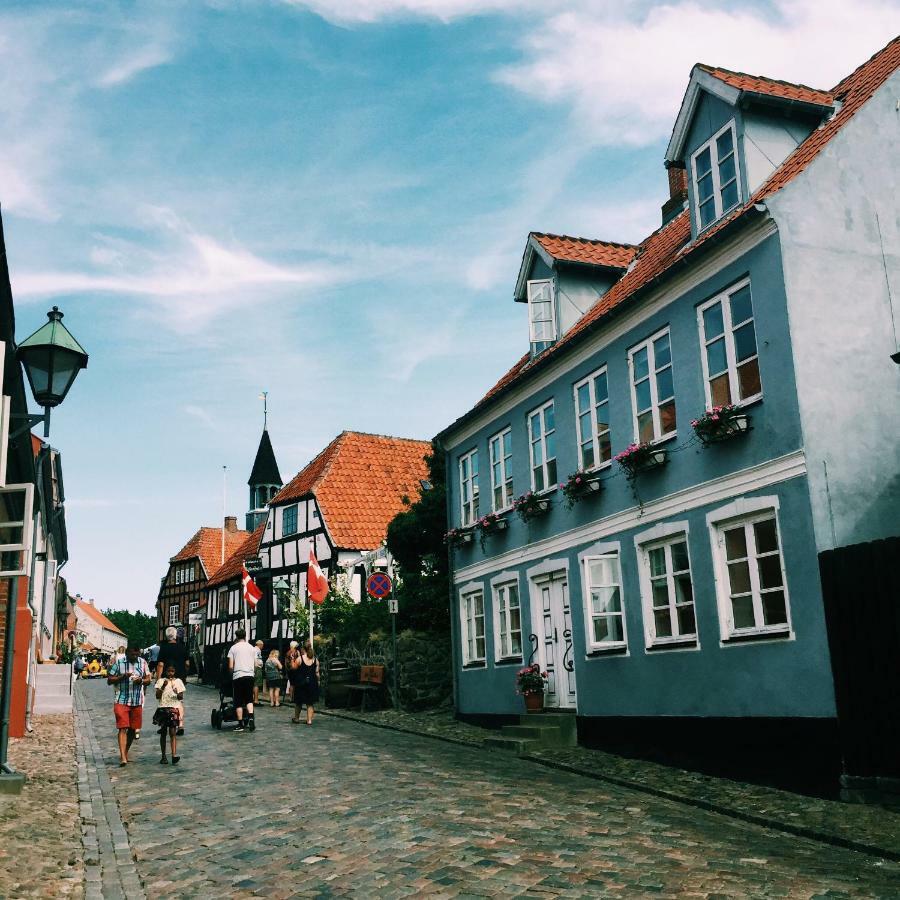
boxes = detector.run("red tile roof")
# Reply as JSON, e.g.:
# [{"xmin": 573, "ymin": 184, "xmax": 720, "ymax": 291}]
[
  {"xmin": 75, "ymin": 598, "xmax": 125, "ymax": 636},
  {"xmin": 171, "ymin": 525, "xmax": 249, "ymax": 579},
  {"xmin": 464, "ymin": 37, "xmax": 900, "ymax": 422},
  {"xmin": 272, "ymin": 431, "xmax": 431, "ymax": 550},
  {"xmin": 531, "ymin": 233, "xmax": 637, "ymax": 269},
  {"xmin": 698, "ymin": 64, "xmax": 835, "ymax": 107},
  {"xmin": 205, "ymin": 523, "xmax": 266, "ymax": 589}
]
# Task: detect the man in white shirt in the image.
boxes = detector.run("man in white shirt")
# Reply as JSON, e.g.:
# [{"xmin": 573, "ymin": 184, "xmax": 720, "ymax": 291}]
[{"xmin": 227, "ymin": 628, "xmax": 257, "ymax": 732}]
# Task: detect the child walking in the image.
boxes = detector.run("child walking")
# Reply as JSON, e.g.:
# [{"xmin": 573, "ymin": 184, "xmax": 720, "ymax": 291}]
[{"xmin": 154, "ymin": 663, "xmax": 185, "ymax": 765}]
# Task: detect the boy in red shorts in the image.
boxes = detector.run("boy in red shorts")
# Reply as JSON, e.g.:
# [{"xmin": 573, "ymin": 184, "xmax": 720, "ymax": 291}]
[{"xmin": 107, "ymin": 643, "xmax": 152, "ymax": 766}]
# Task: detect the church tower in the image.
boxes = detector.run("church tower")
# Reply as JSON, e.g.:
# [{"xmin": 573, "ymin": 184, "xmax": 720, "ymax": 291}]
[{"xmin": 247, "ymin": 393, "xmax": 282, "ymax": 531}]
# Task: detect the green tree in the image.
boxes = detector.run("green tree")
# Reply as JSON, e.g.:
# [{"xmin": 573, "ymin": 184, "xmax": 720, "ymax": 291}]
[{"xmin": 102, "ymin": 609, "xmax": 158, "ymax": 649}]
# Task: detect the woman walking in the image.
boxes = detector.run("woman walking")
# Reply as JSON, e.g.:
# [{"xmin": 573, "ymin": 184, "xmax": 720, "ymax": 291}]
[
  {"xmin": 284, "ymin": 640, "xmax": 299, "ymax": 704},
  {"xmin": 264, "ymin": 649, "xmax": 283, "ymax": 707},
  {"xmin": 290, "ymin": 641, "xmax": 320, "ymax": 725}
]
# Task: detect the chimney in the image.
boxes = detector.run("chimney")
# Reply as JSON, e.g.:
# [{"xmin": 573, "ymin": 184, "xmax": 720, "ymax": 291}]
[
  {"xmin": 662, "ymin": 161, "xmax": 688, "ymax": 225},
  {"xmin": 88, "ymin": 598, "xmax": 94, "ymax": 606},
  {"xmin": 224, "ymin": 516, "xmax": 238, "ymax": 534}
]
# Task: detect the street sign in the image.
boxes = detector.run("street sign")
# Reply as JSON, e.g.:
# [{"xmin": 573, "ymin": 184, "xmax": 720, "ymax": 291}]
[
  {"xmin": 388, "ymin": 597, "xmax": 398, "ymax": 615},
  {"xmin": 244, "ymin": 557, "xmax": 262, "ymax": 572},
  {"xmin": 366, "ymin": 571, "xmax": 392, "ymax": 599}
]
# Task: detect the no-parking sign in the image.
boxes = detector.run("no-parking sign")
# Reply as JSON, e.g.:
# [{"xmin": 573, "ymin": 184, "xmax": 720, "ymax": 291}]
[{"xmin": 366, "ymin": 571, "xmax": 393, "ymax": 599}]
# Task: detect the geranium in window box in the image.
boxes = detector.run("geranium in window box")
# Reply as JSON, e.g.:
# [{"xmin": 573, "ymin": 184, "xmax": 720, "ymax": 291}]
[
  {"xmin": 475, "ymin": 511, "xmax": 508, "ymax": 537},
  {"xmin": 692, "ymin": 405, "xmax": 750, "ymax": 444},
  {"xmin": 444, "ymin": 526, "xmax": 474, "ymax": 547},
  {"xmin": 615, "ymin": 442, "xmax": 669, "ymax": 478},
  {"xmin": 513, "ymin": 491, "xmax": 551, "ymax": 523},
  {"xmin": 560, "ymin": 470, "xmax": 603, "ymax": 509}
]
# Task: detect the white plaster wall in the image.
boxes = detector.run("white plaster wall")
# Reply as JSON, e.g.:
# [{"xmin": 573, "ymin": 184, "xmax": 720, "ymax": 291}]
[
  {"xmin": 743, "ymin": 113, "xmax": 812, "ymax": 195},
  {"xmin": 768, "ymin": 71, "xmax": 900, "ymax": 550}
]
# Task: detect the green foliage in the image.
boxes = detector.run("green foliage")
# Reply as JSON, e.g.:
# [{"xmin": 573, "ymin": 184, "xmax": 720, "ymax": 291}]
[
  {"xmin": 317, "ymin": 585, "xmax": 391, "ymax": 649},
  {"xmin": 102, "ymin": 609, "xmax": 157, "ymax": 649},
  {"xmin": 386, "ymin": 450, "xmax": 450, "ymax": 634}
]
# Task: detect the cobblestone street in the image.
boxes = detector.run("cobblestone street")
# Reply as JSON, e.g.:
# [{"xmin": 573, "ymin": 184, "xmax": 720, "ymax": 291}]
[{"xmin": 73, "ymin": 680, "xmax": 900, "ymax": 898}]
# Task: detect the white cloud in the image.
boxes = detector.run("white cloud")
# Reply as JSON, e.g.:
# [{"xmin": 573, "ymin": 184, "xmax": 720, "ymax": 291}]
[
  {"xmin": 95, "ymin": 44, "xmax": 173, "ymax": 87},
  {"xmin": 184, "ymin": 405, "xmax": 217, "ymax": 429},
  {"xmin": 278, "ymin": 0, "xmax": 549, "ymax": 25}
]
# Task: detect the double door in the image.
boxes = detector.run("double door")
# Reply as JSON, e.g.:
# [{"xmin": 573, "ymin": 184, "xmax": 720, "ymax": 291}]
[{"xmin": 533, "ymin": 572, "xmax": 577, "ymax": 709}]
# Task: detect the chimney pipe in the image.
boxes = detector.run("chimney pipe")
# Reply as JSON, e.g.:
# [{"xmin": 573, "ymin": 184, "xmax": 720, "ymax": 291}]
[
  {"xmin": 224, "ymin": 516, "xmax": 238, "ymax": 534},
  {"xmin": 662, "ymin": 161, "xmax": 688, "ymax": 225}
]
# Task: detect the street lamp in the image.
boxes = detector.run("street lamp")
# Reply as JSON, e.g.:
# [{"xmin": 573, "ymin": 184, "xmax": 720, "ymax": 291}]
[{"xmin": 15, "ymin": 306, "xmax": 89, "ymax": 439}]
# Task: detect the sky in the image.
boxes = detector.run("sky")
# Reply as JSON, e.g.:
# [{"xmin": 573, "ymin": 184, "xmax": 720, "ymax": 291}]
[{"xmin": 2, "ymin": 0, "xmax": 897, "ymax": 614}]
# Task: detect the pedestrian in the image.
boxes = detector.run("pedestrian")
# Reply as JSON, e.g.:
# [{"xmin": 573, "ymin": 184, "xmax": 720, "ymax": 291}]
[
  {"xmin": 253, "ymin": 640, "xmax": 265, "ymax": 706},
  {"xmin": 147, "ymin": 641, "xmax": 161, "ymax": 671},
  {"xmin": 227, "ymin": 628, "xmax": 257, "ymax": 732},
  {"xmin": 284, "ymin": 640, "xmax": 299, "ymax": 703},
  {"xmin": 290, "ymin": 641, "xmax": 320, "ymax": 726},
  {"xmin": 153, "ymin": 662, "xmax": 186, "ymax": 765},
  {"xmin": 156, "ymin": 627, "xmax": 189, "ymax": 735},
  {"xmin": 264, "ymin": 650, "xmax": 283, "ymax": 707},
  {"xmin": 73, "ymin": 654, "xmax": 85, "ymax": 679},
  {"xmin": 107, "ymin": 643, "xmax": 151, "ymax": 766}
]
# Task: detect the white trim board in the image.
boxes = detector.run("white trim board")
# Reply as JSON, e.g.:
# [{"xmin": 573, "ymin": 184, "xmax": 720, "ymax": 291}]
[
  {"xmin": 452, "ymin": 449, "xmax": 806, "ymax": 584},
  {"xmin": 442, "ymin": 216, "xmax": 778, "ymax": 450}
]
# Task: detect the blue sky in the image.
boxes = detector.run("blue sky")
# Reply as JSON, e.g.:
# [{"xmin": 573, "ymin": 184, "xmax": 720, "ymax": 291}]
[{"xmin": 2, "ymin": 0, "xmax": 897, "ymax": 614}]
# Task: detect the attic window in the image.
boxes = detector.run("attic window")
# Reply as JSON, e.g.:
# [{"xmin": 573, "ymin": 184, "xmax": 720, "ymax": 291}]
[
  {"xmin": 527, "ymin": 279, "xmax": 557, "ymax": 351},
  {"xmin": 691, "ymin": 120, "xmax": 741, "ymax": 230}
]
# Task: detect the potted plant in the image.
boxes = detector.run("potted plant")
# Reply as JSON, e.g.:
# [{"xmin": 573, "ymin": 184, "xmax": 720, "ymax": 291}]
[
  {"xmin": 475, "ymin": 511, "xmax": 508, "ymax": 537},
  {"xmin": 615, "ymin": 442, "xmax": 668, "ymax": 478},
  {"xmin": 560, "ymin": 470, "xmax": 603, "ymax": 509},
  {"xmin": 692, "ymin": 405, "xmax": 750, "ymax": 444},
  {"xmin": 516, "ymin": 663, "xmax": 548, "ymax": 712},
  {"xmin": 444, "ymin": 526, "xmax": 474, "ymax": 547},
  {"xmin": 513, "ymin": 491, "xmax": 551, "ymax": 523}
]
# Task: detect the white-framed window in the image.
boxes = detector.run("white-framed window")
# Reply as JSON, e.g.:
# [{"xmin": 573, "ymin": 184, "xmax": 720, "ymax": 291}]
[
  {"xmin": 228, "ymin": 588, "xmax": 239, "ymax": 616},
  {"xmin": 583, "ymin": 552, "xmax": 626, "ymax": 650},
  {"xmin": 208, "ymin": 592, "xmax": 218, "ymax": 619},
  {"xmin": 527, "ymin": 400, "xmax": 557, "ymax": 492},
  {"xmin": 458, "ymin": 449, "xmax": 480, "ymax": 527},
  {"xmin": 283, "ymin": 505, "xmax": 298, "ymax": 537},
  {"xmin": 168, "ymin": 603, "xmax": 179, "ymax": 626},
  {"xmin": 628, "ymin": 328, "xmax": 676, "ymax": 443},
  {"xmin": 460, "ymin": 588, "xmax": 486, "ymax": 664},
  {"xmin": 712, "ymin": 510, "xmax": 791, "ymax": 639},
  {"xmin": 573, "ymin": 367, "xmax": 611, "ymax": 470},
  {"xmin": 527, "ymin": 279, "xmax": 557, "ymax": 350},
  {"xmin": 493, "ymin": 581, "xmax": 522, "ymax": 660},
  {"xmin": 698, "ymin": 278, "xmax": 762, "ymax": 407},
  {"xmin": 691, "ymin": 120, "xmax": 741, "ymax": 231},
  {"xmin": 488, "ymin": 428, "xmax": 514, "ymax": 512},
  {"xmin": 638, "ymin": 534, "xmax": 696, "ymax": 647},
  {"xmin": 188, "ymin": 600, "xmax": 200, "ymax": 612}
]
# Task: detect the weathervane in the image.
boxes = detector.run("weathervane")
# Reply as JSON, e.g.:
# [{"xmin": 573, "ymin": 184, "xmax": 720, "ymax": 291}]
[{"xmin": 259, "ymin": 391, "xmax": 268, "ymax": 429}]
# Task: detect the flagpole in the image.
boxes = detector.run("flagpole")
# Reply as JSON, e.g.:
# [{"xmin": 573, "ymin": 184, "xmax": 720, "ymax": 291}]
[{"xmin": 221, "ymin": 465, "xmax": 227, "ymax": 565}]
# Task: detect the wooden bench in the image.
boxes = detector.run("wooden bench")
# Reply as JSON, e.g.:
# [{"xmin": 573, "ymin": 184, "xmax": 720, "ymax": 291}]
[{"xmin": 346, "ymin": 665, "xmax": 386, "ymax": 712}]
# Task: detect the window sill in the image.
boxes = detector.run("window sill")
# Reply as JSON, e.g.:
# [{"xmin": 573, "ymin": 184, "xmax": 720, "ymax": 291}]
[
  {"xmin": 734, "ymin": 394, "xmax": 763, "ymax": 411},
  {"xmin": 585, "ymin": 644, "xmax": 628, "ymax": 657},
  {"xmin": 461, "ymin": 660, "xmax": 486, "ymax": 669},
  {"xmin": 649, "ymin": 432, "xmax": 678, "ymax": 448},
  {"xmin": 646, "ymin": 638, "xmax": 698, "ymax": 652},
  {"xmin": 495, "ymin": 656, "xmax": 524, "ymax": 666},
  {"xmin": 722, "ymin": 627, "xmax": 791, "ymax": 645}
]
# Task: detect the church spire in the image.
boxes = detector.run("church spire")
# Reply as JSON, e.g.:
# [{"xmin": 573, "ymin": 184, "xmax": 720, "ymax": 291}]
[{"xmin": 246, "ymin": 395, "xmax": 282, "ymax": 530}]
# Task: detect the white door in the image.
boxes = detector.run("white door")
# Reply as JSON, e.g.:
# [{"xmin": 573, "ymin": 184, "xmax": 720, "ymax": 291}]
[{"xmin": 533, "ymin": 573, "xmax": 577, "ymax": 709}]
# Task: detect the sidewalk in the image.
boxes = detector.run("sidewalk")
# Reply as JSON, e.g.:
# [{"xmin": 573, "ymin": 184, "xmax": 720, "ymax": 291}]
[{"xmin": 321, "ymin": 706, "xmax": 900, "ymax": 862}]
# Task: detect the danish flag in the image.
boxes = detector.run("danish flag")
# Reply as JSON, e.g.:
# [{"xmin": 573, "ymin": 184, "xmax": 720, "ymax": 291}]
[
  {"xmin": 308, "ymin": 548, "xmax": 329, "ymax": 605},
  {"xmin": 242, "ymin": 566, "xmax": 263, "ymax": 611}
]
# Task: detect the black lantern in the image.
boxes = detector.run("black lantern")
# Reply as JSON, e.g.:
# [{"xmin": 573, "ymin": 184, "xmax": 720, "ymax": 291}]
[{"xmin": 16, "ymin": 307, "xmax": 88, "ymax": 437}]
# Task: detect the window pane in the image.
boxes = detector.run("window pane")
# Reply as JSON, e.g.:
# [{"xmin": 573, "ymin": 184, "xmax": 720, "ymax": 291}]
[
  {"xmin": 635, "ymin": 379, "xmax": 652, "ymax": 412},
  {"xmin": 710, "ymin": 372, "xmax": 732, "ymax": 407},
  {"xmin": 733, "ymin": 322, "xmax": 757, "ymax": 362},
  {"xmin": 738, "ymin": 358, "xmax": 762, "ymax": 399},
  {"xmin": 654, "ymin": 609, "xmax": 673, "ymax": 638},
  {"xmin": 579, "ymin": 411, "xmax": 592, "ymax": 444},
  {"xmin": 724, "ymin": 527, "xmax": 747, "ymax": 560},
  {"xmin": 716, "ymin": 128, "xmax": 734, "ymax": 157},
  {"xmin": 670, "ymin": 540, "xmax": 689, "ymax": 572},
  {"xmin": 589, "ymin": 558, "xmax": 614, "ymax": 585},
  {"xmin": 533, "ymin": 466, "xmax": 545, "ymax": 492},
  {"xmin": 721, "ymin": 181, "xmax": 739, "ymax": 211},
  {"xmin": 532, "ymin": 439, "xmax": 543, "ymax": 466},
  {"xmin": 651, "ymin": 581, "xmax": 669, "ymax": 609},
  {"xmin": 655, "ymin": 367, "xmax": 674, "ymax": 401},
  {"xmin": 653, "ymin": 333, "xmax": 671, "ymax": 367},
  {"xmin": 732, "ymin": 594, "xmax": 755, "ymax": 629},
  {"xmin": 648, "ymin": 547, "xmax": 666, "ymax": 578},
  {"xmin": 729, "ymin": 285, "xmax": 751, "ymax": 322},
  {"xmin": 593, "ymin": 586, "xmax": 621, "ymax": 614},
  {"xmin": 544, "ymin": 403, "xmax": 555, "ymax": 432},
  {"xmin": 545, "ymin": 431, "xmax": 556, "ymax": 463},
  {"xmin": 677, "ymin": 605, "xmax": 696, "ymax": 636},
  {"xmin": 597, "ymin": 432, "xmax": 611, "ymax": 463},
  {"xmin": 593, "ymin": 371, "xmax": 608, "ymax": 403},
  {"xmin": 700, "ymin": 198, "xmax": 716, "ymax": 228},
  {"xmin": 659, "ymin": 400, "xmax": 677, "ymax": 435},
  {"xmin": 718, "ymin": 153, "xmax": 736, "ymax": 186},
  {"xmin": 530, "ymin": 415, "xmax": 541, "ymax": 440},
  {"xmin": 511, "ymin": 630, "xmax": 522, "ymax": 656},
  {"xmin": 728, "ymin": 560, "xmax": 752, "ymax": 595},
  {"xmin": 674, "ymin": 573, "xmax": 694, "ymax": 607},
  {"xmin": 503, "ymin": 431, "xmax": 511, "ymax": 456},
  {"xmin": 703, "ymin": 302, "xmax": 724, "ymax": 338},
  {"xmin": 706, "ymin": 338, "xmax": 728, "ymax": 376},
  {"xmin": 546, "ymin": 457, "xmax": 557, "ymax": 486},
  {"xmin": 493, "ymin": 485, "xmax": 503, "ymax": 510},
  {"xmin": 594, "ymin": 615, "xmax": 622, "ymax": 644},
  {"xmin": 637, "ymin": 411, "xmax": 654, "ymax": 443},
  {"xmin": 754, "ymin": 519, "xmax": 778, "ymax": 554},
  {"xmin": 581, "ymin": 443, "xmax": 595, "ymax": 470},
  {"xmin": 762, "ymin": 590, "xmax": 787, "ymax": 626},
  {"xmin": 758, "ymin": 554, "xmax": 783, "ymax": 589},
  {"xmin": 632, "ymin": 347, "xmax": 649, "ymax": 381},
  {"xmin": 695, "ymin": 147, "xmax": 712, "ymax": 179},
  {"xmin": 576, "ymin": 382, "xmax": 590, "ymax": 413}
]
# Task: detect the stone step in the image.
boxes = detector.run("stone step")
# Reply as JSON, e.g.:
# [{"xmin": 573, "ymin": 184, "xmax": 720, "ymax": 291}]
[
  {"xmin": 34, "ymin": 698, "xmax": 74, "ymax": 714},
  {"xmin": 483, "ymin": 735, "xmax": 536, "ymax": 754},
  {"xmin": 518, "ymin": 711, "xmax": 577, "ymax": 745},
  {"xmin": 36, "ymin": 667, "xmax": 72, "ymax": 685},
  {"xmin": 502, "ymin": 724, "xmax": 569, "ymax": 747}
]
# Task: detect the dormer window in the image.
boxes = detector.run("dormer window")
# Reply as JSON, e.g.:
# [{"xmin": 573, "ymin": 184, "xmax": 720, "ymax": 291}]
[
  {"xmin": 527, "ymin": 279, "xmax": 557, "ymax": 352},
  {"xmin": 691, "ymin": 121, "xmax": 741, "ymax": 230}
]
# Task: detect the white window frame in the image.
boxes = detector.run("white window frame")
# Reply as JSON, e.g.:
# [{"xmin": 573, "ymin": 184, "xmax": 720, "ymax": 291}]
[
  {"xmin": 636, "ymin": 530, "xmax": 698, "ymax": 649},
  {"xmin": 697, "ymin": 277, "xmax": 762, "ymax": 408},
  {"xmin": 458, "ymin": 448, "xmax": 480, "ymax": 527},
  {"xmin": 168, "ymin": 603, "xmax": 179, "ymax": 626},
  {"xmin": 283, "ymin": 504, "xmax": 298, "ymax": 537},
  {"xmin": 208, "ymin": 592, "xmax": 218, "ymax": 619},
  {"xmin": 188, "ymin": 600, "xmax": 200, "ymax": 611},
  {"xmin": 459, "ymin": 586, "xmax": 486, "ymax": 665},
  {"xmin": 527, "ymin": 279, "xmax": 557, "ymax": 348},
  {"xmin": 527, "ymin": 399, "xmax": 557, "ymax": 493},
  {"xmin": 488, "ymin": 428, "xmax": 514, "ymax": 512},
  {"xmin": 708, "ymin": 503, "xmax": 792, "ymax": 642},
  {"xmin": 690, "ymin": 119, "xmax": 742, "ymax": 232},
  {"xmin": 581, "ymin": 551, "xmax": 628, "ymax": 652},
  {"xmin": 573, "ymin": 366, "xmax": 612, "ymax": 472},
  {"xmin": 491, "ymin": 577, "xmax": 523, "ymax": 662},
  {"xmin": 628, "ymin": 327, "xmax": 676, "ymax": 444}
]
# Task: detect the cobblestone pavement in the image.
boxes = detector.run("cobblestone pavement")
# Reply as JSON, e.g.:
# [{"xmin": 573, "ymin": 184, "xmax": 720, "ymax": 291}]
[
  {"xmin": 0, "ymin": 713, "xmax": 83, "ymax": 898},
  {"xmin": 78, "ymin": 681, "xmax": 900, "ymax": 898},
  {"xmin": 322, "ymin": 707, "xmax": 900, "ymax": 861}
]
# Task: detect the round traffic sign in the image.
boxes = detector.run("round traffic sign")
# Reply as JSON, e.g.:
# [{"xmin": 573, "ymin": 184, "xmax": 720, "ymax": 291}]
[{"xmin": 366, "ymin": 571, "xmax": 393, "ymax": 599}]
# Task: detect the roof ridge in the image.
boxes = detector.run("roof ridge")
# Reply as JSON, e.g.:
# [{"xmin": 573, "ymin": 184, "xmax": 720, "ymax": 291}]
[
  {"xmin": 338, "ymin": 430, "xmax": 432, "ymax": 444},
  {"xmin": 697, "ymin": 62, "xmax": 830, "ymax": 96},
  {"xmin": 531, "ymin": 231, "xmax": 637, "ymax": 249}
]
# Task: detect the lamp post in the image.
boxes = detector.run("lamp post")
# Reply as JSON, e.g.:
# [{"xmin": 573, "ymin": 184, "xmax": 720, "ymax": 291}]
[{"xmin": 0, "ymin": 306, "xmax": 88, "ymax": 794}]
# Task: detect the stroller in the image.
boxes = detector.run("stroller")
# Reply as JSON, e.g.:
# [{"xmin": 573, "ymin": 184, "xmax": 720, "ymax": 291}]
[{"xmin": 210, "ymin": 654, "xmax": 238, "ymax": 730}]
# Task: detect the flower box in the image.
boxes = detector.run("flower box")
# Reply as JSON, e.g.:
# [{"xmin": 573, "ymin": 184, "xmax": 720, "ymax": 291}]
[
  {"xmin": 615, "ymin": 443, "xmax": 669, "ymax": 478},
  {"xmin": 560, "ymin": 471, "xmax": 604, "ymax": 508},
  {"xmin": 475, "ymin": 512, "xmax": 509, "ymax": 537},
  {"xmin": 444, "ymin": 527, "xmax": 475, "ymax": 547},
  {"xmin": 692, "ymin": 406, "xmax": 751, "ymax": 445},
  {"xmin": 512, "ymin": 492, "xmax": 552, "ymax": 523}
]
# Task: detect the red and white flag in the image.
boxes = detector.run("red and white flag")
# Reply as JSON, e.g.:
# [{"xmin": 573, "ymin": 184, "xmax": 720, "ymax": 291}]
[
  {"xmin": 242, "ymin": 566, "xmax": 263, "ymax": 611},
  {"xmin": 308, "ymin": 548, "xmax": 329, "ymax": 605}
]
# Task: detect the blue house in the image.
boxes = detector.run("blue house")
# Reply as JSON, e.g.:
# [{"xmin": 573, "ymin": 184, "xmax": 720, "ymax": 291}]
[{"xmin": 436, "ymin": 39, "xmax": 900, "ymax": 783}]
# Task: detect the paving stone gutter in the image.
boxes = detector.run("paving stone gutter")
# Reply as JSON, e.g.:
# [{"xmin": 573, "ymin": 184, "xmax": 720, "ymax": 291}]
[{"xmin": 320, "ymin": 706, "xmax": 900, "ymax": 864}]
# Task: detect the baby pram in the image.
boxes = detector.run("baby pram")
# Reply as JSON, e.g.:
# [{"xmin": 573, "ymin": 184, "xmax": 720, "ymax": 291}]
[{"xmin": 210, "ymin": 653, "xmax": 238, "ymax": 730}]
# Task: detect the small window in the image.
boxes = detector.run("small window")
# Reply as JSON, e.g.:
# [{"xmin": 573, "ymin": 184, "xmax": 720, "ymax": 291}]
[
  {"xmin": 208, "ymin": 592, "xmax": 218, "ymax": 619},
  {"xmin": 713, "ymin": 511, "xmax": 791, "ymax": 638},
  {"xmin": 698, "ymin": 279, "xmax": 762, "ymax": 406},
  {"xmin": 527, "ymin": 279, "xmax": 557, "ymax": 352},
  {"xmin": 188, "ymin": 600, "xmax": 199, "ymax": 611},
  {"xmin": 461, "ymin": 589, "xmax": 486, "ymax": 664},
  {"xmin": 488, "ymin": 428, "xmax": 514, "ymax": 512},
  {"xmin": 573, "ymin": 367, "xmax": 612, "ymax": 470},
  {"xmin": 691, "ymin": 121, "xmax": 741, "ymax": 231},
  {"xmin": 583, "ymin": 552, "xmax": 626, "ymax": 650},
  {"xmin": 168, "ymin": 603, "xmax": 179, "ymax": 626},
  {"xmin": 459, "ymin": 449, "xmax": 479, "ymax": 527},
  {"xmin": 527, "ymin": 400, "xmax": 557, "ymax": 492},
  {"xmin": 639, "ymin": 535, "xmax": 697, "ymax": 647},
  {"xmin": 493, "ymin": 581, "xmax": 522, "ymax": 660},
  {"xmin": 283, "ymin": 505, "xmax": 298, "ymax": 537},
  {"xmin": 629, "ymin": 328, "xmax": 676, "ymax": 443}
]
